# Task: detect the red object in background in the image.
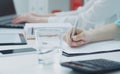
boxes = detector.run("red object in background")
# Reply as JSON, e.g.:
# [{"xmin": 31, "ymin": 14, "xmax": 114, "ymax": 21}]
[
  {"xmin": 70, "ymin": 0, "xmax": 83, "ymax": 10},
  {"xmin": 51, "ymin": 10, "xmax": 62, "ymax": 13}
]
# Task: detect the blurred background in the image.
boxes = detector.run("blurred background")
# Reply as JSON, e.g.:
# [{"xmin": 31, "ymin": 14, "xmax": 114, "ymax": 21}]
[{"xmin": 13, "ymin": 0, "xmax": 89, "ymax": 15}]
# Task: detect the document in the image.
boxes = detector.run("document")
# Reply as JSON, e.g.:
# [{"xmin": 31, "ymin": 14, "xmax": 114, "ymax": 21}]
[
  {"xmin": 0, "ymin": 33, "xmax": 27, "ymax": 45},
  {"xmin": 0, "ymin": 33, "xmax": 21, "ymax": 43},
  {"xmin": 62, "ymin": 40, "xmax": 120, "ymax": 57}
]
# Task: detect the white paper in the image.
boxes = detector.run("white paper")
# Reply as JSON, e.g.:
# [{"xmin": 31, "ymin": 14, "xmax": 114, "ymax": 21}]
[
  {"xmin": 62, "ymin": 40, "xmax": 120, "ymax": 54},
  {"xmin": 0, "ymin": 33, "xmax": 21, "ymax": 43}
]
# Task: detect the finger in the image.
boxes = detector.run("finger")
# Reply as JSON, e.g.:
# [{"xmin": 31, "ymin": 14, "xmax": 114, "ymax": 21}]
[
  {"xmin": 72, "ymin": 35, "xmax": 85, "ymax": 41},
  {"xmin": 75, "ymin": 28, "xmax": 83, "ymax": 35},
  {"xmin": 13, "ymin": 19, "xmax": 27, "ymax": 24},
  {"xmin": 71, "ymin": 28, "xmax": 83, "ymax": 41},
  {"xmin": 64, "ymin": 34, "xmax": 72, "ymax": 46},
  {"xmin": 64, "ymin": 28, "xmax": 73, "ymax": 45},
  {"xmin": 66, "ymin": 28, "xmax": 73, "ymax": 42},
  {"xmin": 72, "ymin": 33, "xmax": 85, "ymax": 41},
  {"xmin": 71, "ymin": 41, "xmax": 86, "ymax": 47},
  {"xmin": 12, "ymin": 16, "xmax": 22, "ymax": 24},
  {"xmin": 13, "ymin": 15, "xmax": 27, "ymax": 24}
]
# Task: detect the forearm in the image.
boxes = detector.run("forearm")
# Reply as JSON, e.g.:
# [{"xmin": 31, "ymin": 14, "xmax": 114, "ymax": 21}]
[
  {"xmin": 36, "ymin": 13, "xmax": 56, "ymax": 17},
  {"xmin": 30, "ymin": 17, "xmax": 48, "ymax": 23},
  {"xmin": 87, "ymin": 24, "xmax": 120, "ymax": 42},
  {"xmin": 43, "ymin": 14, "xmax": 56, "ymax": 17},
  {"xmin": 55, "ymin": 10, "xmax": 79, "ymax": 16}
]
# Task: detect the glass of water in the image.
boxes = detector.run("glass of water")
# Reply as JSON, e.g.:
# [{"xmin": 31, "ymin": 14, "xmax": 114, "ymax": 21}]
[{"xmin": 35, "ymin": 27, "xmax": 62, "ymax": 65}]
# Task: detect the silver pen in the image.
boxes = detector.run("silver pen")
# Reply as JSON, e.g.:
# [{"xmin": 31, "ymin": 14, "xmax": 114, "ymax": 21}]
[{"xmin": 72, "ymin": 18, "xmax": 78, "ymax": 36}]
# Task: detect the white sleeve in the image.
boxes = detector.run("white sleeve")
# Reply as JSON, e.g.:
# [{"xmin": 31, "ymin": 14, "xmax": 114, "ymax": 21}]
[
  {"xmin": 54, "ymin": 10, "xmax": 79, "ymax": 16},
  {"xmin": 49, "ymin": 0, "xmax": 120, "ymax": 30},
  {"xmin": 78, "ymin": 0, "xmax": 120, "ymax": 29}
]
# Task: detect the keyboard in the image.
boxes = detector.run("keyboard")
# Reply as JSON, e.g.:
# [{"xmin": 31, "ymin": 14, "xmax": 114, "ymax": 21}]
[
  {"xmin": 0, "ymin": 15, "xmax": 25, "ymax": 29},
  {"xmin": 0, "ymin": 23, "xmax": 25, "ymax": 29},
  {"xmin": 61, "ymin": 59, "xmax": 120, "ymax": 74}
]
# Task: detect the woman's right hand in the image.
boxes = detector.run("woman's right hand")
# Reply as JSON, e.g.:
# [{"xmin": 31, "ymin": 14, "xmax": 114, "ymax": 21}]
[{"xmin": 64, "ymin": 28, "xmax": 88, "ymax": 48}]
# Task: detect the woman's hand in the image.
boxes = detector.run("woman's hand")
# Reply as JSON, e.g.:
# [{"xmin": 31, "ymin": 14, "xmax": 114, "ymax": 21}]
[
  {"xmin": 64, "ymin": 28, "xmax": 89, "ymax": 47},
  {"xmin": 12, "ymin": 13, "xmax": 50, "ymax": 24}
]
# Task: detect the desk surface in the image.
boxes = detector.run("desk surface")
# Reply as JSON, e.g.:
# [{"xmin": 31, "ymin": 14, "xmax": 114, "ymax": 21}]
[{"xmin": 0, "ymin": 28, "xmax": 120, "ymax": 74}]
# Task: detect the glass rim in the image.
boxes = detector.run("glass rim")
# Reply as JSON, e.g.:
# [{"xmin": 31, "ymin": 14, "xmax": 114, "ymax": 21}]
[{"xmin": 35, "ymin": 27, "xmax": 63, "ymax": 32}]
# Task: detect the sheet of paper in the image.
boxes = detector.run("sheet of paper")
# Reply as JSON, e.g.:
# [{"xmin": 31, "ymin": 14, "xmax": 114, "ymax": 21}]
[
  {"xmin": 62, "ymin": 40, "xmax": 120, "ymax": 54},
  {"xmin": 0, "ymin": 33, "xmax": 21, "ymax": 43}
]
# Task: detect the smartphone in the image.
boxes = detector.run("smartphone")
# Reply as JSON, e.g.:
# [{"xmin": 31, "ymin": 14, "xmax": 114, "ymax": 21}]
[{"xmin": 0, "ymin": 48, "xmax": 37, "ymax": 57}]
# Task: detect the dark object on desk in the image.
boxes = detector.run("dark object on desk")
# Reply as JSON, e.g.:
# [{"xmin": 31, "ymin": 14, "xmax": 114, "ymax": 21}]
[
  {"xmin": 61, "ymin": 59, "xmax": 120, "ymax": 74},
  {"xmin": 0, "ymin": 23, "xmax": 25, "ymax": 29},
  {"xmin": 0, "ymin": 0, "xmax": 25, "ymax": 29},
  {"xmin": 0, "ymin": 33, "xmax": 27, "ymax": 45},
  {"xmin": 0, "ymin": 48, "xmax": 36, "ymax": 56}
]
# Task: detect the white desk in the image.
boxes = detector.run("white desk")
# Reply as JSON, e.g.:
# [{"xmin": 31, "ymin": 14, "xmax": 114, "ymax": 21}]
[{"xmin": 0, "ymin": 28, "xmax": 120, "ymax": 74}]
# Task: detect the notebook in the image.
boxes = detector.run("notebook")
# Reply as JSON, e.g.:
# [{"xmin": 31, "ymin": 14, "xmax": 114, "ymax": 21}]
[
  {"xmin": 0, "ymin": 33, "xmax": 27, "ymax": 45},
  {"xmin": 62, "ymin": 40, "xmax": 120, "ymax": 57},
  {"xmin": 0, "ymin": 0, "xmax": 25, "ymax": 29}
]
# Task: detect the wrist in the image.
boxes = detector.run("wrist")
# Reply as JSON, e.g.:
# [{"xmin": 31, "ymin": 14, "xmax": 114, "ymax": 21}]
[
  {"xmin": 83, "ymin": 30, "xmax": 94, "ymax": 43},
  {"xmin": 36, "ymin": 17, "xmax": 48, "ymax": 23}
]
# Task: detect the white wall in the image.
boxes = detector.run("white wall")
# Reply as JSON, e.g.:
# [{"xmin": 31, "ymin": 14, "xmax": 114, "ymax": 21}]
[
  {"xmin": 49, "ymin": 0, "xmax": 70, "ymax": 12},
  {"xmin": 29, "ymin": 0, "xmax": 70, "ymax": 14},
  {"xmin": 84, "ymin": 0, "xmax": 89, "ymax": 4},
  {"xmin": 13, "ymin": 0, "xmax": 89, "ymax": 14},
  {"xmin": 13, "ymin": 0, "xmax": 70, "ymax": 14},
  {"xmin": 13, "ymin": 0, "xmax": 29, "ymax": 15}
]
